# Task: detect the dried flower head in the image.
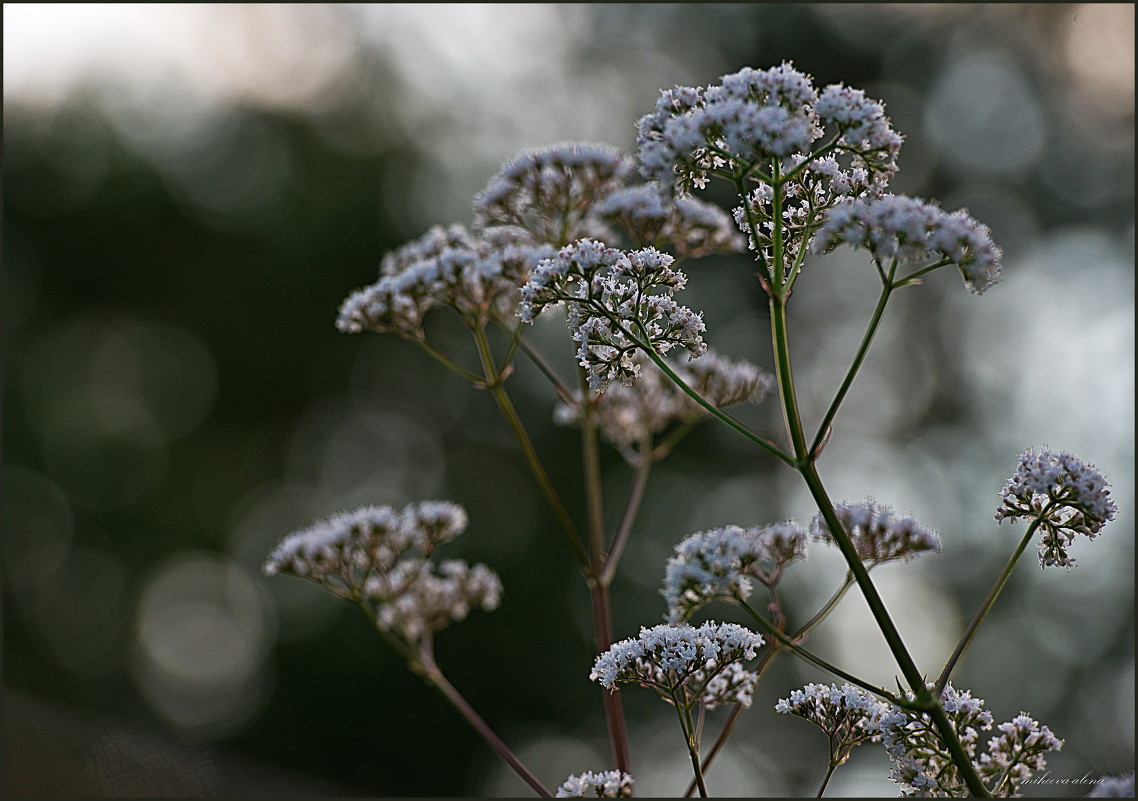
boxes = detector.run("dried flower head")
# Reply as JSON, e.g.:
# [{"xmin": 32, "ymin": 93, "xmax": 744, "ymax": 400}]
[
  {"xmin": 520, "ymin": 239, "xmax": 707, "ymax": 392},
  {"xmin": 590, "ymin": 622, "xmax": 763, "ymax": 710},
  {"xmin": 813, "ymin": 194, "xmax": 1002, "ymax": 293},
  {"xmin": 811, "ymin": 501, "xmax": 941, "ymax": 565},
  {"xmin": 775, "ymin": 683, "xmax": 890, "ymax": 765},
  {"xmin": 263, "ymin": 501, "xmax": 501, "ymax": 645},
  {"xmin": 555, "ymin": 770, "xmax": 634, "ymax": 798},
  {"xmin": 473, "ymin": 142, "xmax": 633, "ymax": 246},
  {"xmin": 662, "ymin": 522, "xmax": 809, "ymax": 624},
  {"xmin": 553, "ymin": 348, "xmax": 773, "ymax": 461},
  {"xmin": 995, "ymin": 448, "xmax": 1117, "ymax": 569}
]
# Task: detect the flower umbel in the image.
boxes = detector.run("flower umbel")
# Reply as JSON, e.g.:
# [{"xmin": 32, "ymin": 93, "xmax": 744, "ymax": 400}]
[
  {"xmin": 519, "ymin": 238, "xmax": 707, "ymax": 392},
  {"xmin": 811, "ymin": 500, "xmax": 941, "ymax": 565},
  {"xmin": 590, "ymin": 622, "xmax": 763, "ymax": 709},
  {"xmin": 995, "ymin": 448, "xmax": 1117, "ymax": 569},
  {"xmin": 976, "ymin": 714, "xmax": 1064, "ymax": 797},
  {"xmin": 263, "ymin": 501, "xmax": 501, "ymax": 646},
  {"xmin": 636, "ymin": 62, "xmax": 901, "ymax": 198},
  {"xmin": 596, "ymin": 182, "xmax": 746, "ymax": 258},
  {"xmin": 473, "ymin": 141, "xmax": 633, "ymax": 246},
  {"xmin": 554, "ymin": 770, "xmax": 634, "ymax": 798},
  {"xmin": 337, "ymin": 225, "xmax": 555, "ymax": 337},
  {"xmin": 662, "ymin": 522, "xmax": 809, "ymax": 624},
  {"xmin": 553, "ymin": 348, "xmax": 773, "ymax": 461},
  {"xmin": 877, "ymin": 683, "xmax": 1061, "ymax": 797},
  {"xmin": 813, "ymin": 194, "xmax": 1002, "ymax": 293},
  {"xmin": 775, "ymin": 683, "xmax": 889, "ymax": 765}
]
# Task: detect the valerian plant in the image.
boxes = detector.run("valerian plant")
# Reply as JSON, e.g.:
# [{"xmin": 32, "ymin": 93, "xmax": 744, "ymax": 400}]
[{"xmin": 264, "ymin": 63, "xmax": 1125, "ymax": 797}]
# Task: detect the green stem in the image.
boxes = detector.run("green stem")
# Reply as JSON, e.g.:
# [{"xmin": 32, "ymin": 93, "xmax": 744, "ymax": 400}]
[
  {"xmin": 496, "ymin": 317, "xmax": 526, "ymax": 375},
  {"xmin": 737, "ymin": 598, "xmax": 897, "ymax": 702},
  {"xmin": 816, "ymin": 761, "xmax": 839, "ymax": 797},
  {"xmin": 927, "ymin": 702, "xmax": 990, "ymax": 797},
  {"xmin": 798, "ymin": 465, "xmax": 925, "ymax": 679},
  {"xmin": 414, "ymin": 337, "xmax": 484, "ymax": 384},
  {"xmin": 769, "ymin": 295, "xmax": 809, "ymax": 460},
  {"xmin": 895, "ymin": 256, "xmax": 953, "ymax": 287},
  {"xmin": 796, "ymin": 427, "xmax": 989, "ymax": 798},
  {"xmin": 734, "ymin": 175, "xmax": 773, "ymax": 285},
  {"xmin": 771, "ymin": 159, "xmax": 786, "ymax": 291},
  {"xmin": 794, "ymin": 573, "xmax": 858, "ymax": 638},
  {"xmin": 809, "ymin": 280, "xmax": 893, "ymax": 457},
  {"xmin": 641, "ymin": 347, "xmax": 795, "ymax": 465},
  {"xmin": 766, "ymin": 288, "xmax": 990, "ymax": 795},
  {"xmin": 673, "ymin": 696, "xmax": 709, "ymax": 798},
  {"xmin": 471, "ymin": 327, "xmax": 592, "ymax": 573},
  {"xmin": 934, "ymin": 515, "xmax": 1047, "ymax": 695}
]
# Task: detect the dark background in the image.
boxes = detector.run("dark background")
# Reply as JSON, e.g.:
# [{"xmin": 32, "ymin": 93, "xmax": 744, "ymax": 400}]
[{"xmin": 4, "ymin": 4, "xmax": 1133, "ymax": 797}]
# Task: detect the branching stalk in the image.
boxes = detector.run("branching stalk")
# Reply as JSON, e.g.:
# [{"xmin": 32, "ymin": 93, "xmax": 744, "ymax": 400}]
[
  {"xmin": 471, "ymin": 327, "xmax": 592, "ymax": 572},
  {"xmin": 420, "ymin": 645, "xmax": 553, "ymax": 797},
  {"xmin": 737, "ymin": 598, "xmax": 898, "ymax": 703},
  {"xmin": 763, "ymin": 203, "xmax": 991, "ymax": 795},
  {"xmin": 599, "ymin": 449, "xmax": 653, "ymax": 586}
]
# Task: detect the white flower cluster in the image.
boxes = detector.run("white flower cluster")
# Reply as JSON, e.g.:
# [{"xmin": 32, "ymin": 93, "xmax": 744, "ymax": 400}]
[
  {"xmin": 365, "ymin": 558, "xmax": 502, "ymax": 642},
  {"xmin": 813, "ymin": 82, "xmax": 904, "ymax": 176},
  {"xmin": 811, "ymin": 500, "xmax": 941, "ymax": 565},
  {"xmin": 596, "ymin": 183, "xmax": 746, "ymax": 258},
  {"xmin": 732, "ymin": 148, "xmax": 890, "ymax": 279},
  {"xmin": 589, "ymin": 622, "xmax": 763, "ymax": 710},
  {"xmin": 878, "ymin": 683, "xmax": 993, "ymax": 797},
  {"xmin": 263, "ymin": 501, "xmax": 501, "ymax": 644},
  {"xmin": 553, "ymin": 348, "xmax": 773, "ymax": 458},
  {"xmin": 662, "ymin": 522, "xmax": 809, "ymax": 624},
  {"xmin": 976, "ymin": 714, "xmax": 1064, "ymax": 796},
  {"xmin": 878, "ymin": 684, "xmax": 1061, "ymax": 797},
  {"xmin": 337, "ymin": 225, "xmax": 555, "ymax": 337},
  {"xmin": 636, "ymin": 62, "xmax": 901, "ymax": 197},
  {"xmin": 697, "ymin": 661, "xmax": 760, "ymax": 710},
  {"xmin": 813, "ymin": 194, "xmax": 1002, "ymax": 294},
  {"xmin": 995, "ymin": 448, "xmax": 1118, "ymax": 569},
  {"xmin": 519, "ymin": 239, "xmax": 707, "ymax": 392},
  {"xmin": 775, "ymin": 683, "xmax": 889, "ymax": 763},
  {"xmin": 554, "ymin": 770, "xmax": 634, "ymax": 798},
  {"xmin": 473, "ymin": 142, "xmax": 633, "ymax": 246}
]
